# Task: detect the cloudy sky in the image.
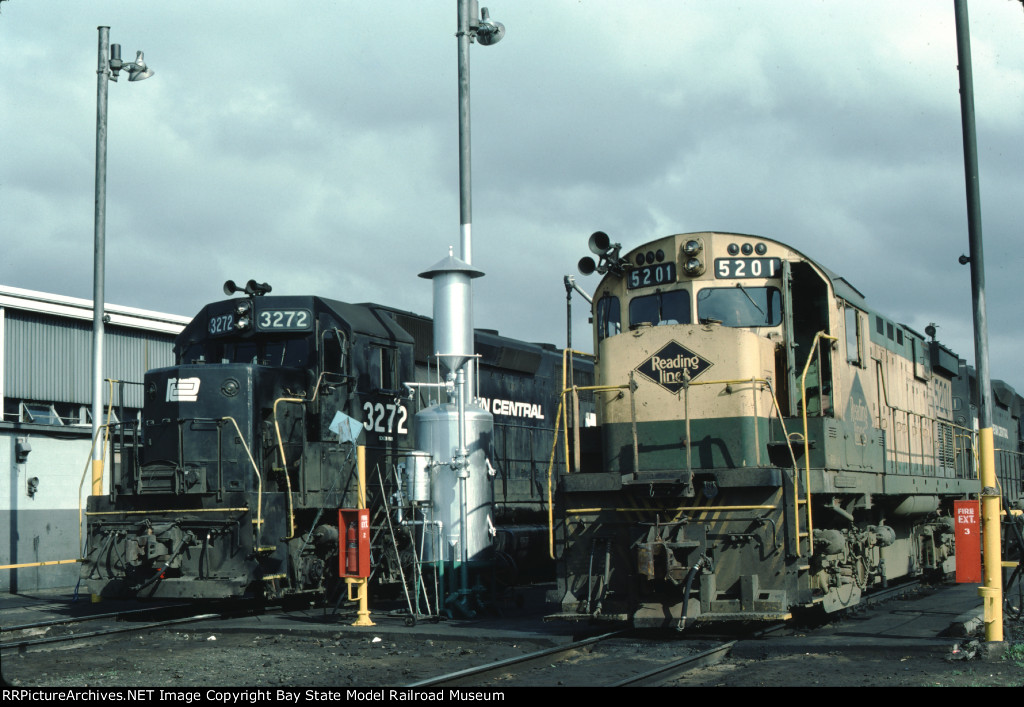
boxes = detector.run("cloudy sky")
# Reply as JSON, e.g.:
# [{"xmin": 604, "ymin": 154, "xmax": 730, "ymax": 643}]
[{"xmin": 2, "ymin": 1, "xmax": 1022, "ymax": 394}]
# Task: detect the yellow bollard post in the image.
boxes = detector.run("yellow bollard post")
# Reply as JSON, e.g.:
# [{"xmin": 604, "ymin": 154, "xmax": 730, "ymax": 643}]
[
  {"xmin": 351, "ymin": 445, "xmax": 374, "ymax": 627},
  {"xmin": 977, "ymin": 428, "xmax": 1002, "ymax": 643},
  {"xmin": 91, "ymin": 454, "xmax": 104, "ymax": 603}
]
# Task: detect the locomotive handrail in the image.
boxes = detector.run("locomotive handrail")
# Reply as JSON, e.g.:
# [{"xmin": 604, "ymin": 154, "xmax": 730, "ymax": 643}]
[
  {"xmin": 546, "ymin": 381, "xmax": 631, "ymax": 559},
  {"xmin": 221, "ymin": 415, "xmax": 265, "ymax": 549},
  {"xmin": 273, "ymin": 396, "xmax": 305, "ymax": 539},
  {"xmin": 674, "ymin": 374, "xmax": 801, "ymax": 554},
  {"xmin": 270, "ymin": 373, "xmax": 333, "ymax": 542},
  {"xmin": 544, "ymin": 348, "xmax": 628, "ymax": 558},
  {"xmin": 85, "ymin": 508, "xmax": 250, "ymax": 514},
  {"xmin": 871, "ymin": 357, "xmax": 974, "ymax": 478},
  {"xmin": 674, "ymin": 375, "xmax": 797, "ymax": 468},
  {"xmin": 799, "ymin": 331, "xmax": 838, "ymax": 557},
  {"xmin": 546, "ymin": 347, "xmax": 804, "ymax": 559}
]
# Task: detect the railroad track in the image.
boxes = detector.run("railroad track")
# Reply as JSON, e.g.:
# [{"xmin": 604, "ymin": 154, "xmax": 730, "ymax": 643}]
[
  {"xmin": 0, "ymin": 602, "xmax": 261, "ymax": 655},
  {"xmin": 406, "ymin": 631, "xmax": 735, "ymax": 688},
  {"xmin": 403, "ymin": 581, "xmax": 926, "ymax": 688}
]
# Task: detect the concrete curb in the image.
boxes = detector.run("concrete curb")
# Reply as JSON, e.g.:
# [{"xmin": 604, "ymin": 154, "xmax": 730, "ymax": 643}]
[{"xmin": 944, "ymin": 607, "xmax": 984, "ymax": 637}]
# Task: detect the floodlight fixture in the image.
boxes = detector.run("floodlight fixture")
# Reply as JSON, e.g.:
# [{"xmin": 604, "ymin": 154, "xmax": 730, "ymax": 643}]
[
  {"xmin": 108, "ymin": 44, "xmax": 155, "ymax": 82},
  {"xmin": 90, "ymin": 26, "xmax": 155, "ymax": 491}
]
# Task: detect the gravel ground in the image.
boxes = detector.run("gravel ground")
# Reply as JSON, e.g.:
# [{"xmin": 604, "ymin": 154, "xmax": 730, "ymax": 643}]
[
  {"xmin": 2, "ymin": 629, "xmax": 543, "ymax": 688},
  {"xmin": 3, "ymin": 619, "xmax": 1022, "ymax": 688},
  {"xmin": 670, "ymin": 625, "xmax": 1024, "ymax": 687}
]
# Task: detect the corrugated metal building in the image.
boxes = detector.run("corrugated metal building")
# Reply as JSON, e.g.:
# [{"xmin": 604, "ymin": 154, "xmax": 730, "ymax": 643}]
[{"xmin": 1, "ymin": 285, "xmax": 191, "ymax": 592}]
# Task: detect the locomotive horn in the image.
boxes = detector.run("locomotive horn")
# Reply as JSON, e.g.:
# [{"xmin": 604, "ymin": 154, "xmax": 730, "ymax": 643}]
[
  {"xmin": 578, "ymin": 257, "xmax": 597, "ymax": 276},
  {"xmin": 585, "ymin": 231, "xmax": 624, "ymax": 276},
  {"xmin": 223, "ymin": 280, "xmax": 240, "ymax": 296},
  {"xmin": 589, "ymin": 231, "xmax": 614, "ymax": 256},
  {"xmin": 244, "ymin": 280, "xmax": 273, "ymax": 296}
]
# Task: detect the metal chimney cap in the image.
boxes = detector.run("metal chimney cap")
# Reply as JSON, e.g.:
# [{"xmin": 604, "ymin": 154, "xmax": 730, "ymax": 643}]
[{"xmin": 418, "ymin": 253, "xmax": 485, "ymax": 280}]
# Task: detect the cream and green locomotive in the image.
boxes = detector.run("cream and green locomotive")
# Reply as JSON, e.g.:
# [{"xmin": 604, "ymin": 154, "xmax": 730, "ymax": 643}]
[{"xmin": 556, "ymin": 230, "xmax": 984, "ymax": 628}]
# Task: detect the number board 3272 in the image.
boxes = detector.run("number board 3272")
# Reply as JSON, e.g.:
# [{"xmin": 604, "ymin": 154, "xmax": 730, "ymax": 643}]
[{"xmin": 256, "ymin": 309, "xmax": 312, "ymax": 331}]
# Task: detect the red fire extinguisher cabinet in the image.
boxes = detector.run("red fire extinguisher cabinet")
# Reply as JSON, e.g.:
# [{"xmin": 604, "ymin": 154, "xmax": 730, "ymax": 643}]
[{"xmin": 338, "ymin": 508, "xmax": 371, "ymax": 578}]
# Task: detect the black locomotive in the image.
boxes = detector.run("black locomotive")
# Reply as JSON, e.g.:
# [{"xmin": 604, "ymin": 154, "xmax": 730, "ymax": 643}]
[{"xmin": 80, "ymin": 283, "xmax": 592, "ymax": 600}]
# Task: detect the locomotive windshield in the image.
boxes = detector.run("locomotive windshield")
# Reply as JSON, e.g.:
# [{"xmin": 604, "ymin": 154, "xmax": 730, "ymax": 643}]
[
  {"xmin": 628, "ymin": 289, "xmax": 692, "ymax": 330},
  {"xmin": 179, "ymin": 336, "xmax": 311, "ymax": 368},
  {"xmin": 696, "ymin": 285, "xmax": 782, "ymax": 327}
]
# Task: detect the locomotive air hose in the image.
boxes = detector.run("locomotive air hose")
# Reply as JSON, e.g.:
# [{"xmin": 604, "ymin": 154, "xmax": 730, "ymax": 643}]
[
  {"xmin": 677, "ymin": 556, "xmax": 708, "ymax": 632},
  {"xmin": 132, "ymin": 533, "xmax": 190, "ymax": 592}
]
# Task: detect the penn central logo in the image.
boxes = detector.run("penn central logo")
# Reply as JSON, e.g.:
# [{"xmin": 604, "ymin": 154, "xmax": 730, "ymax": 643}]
[
  {"xmin": 167, "ymin": 377, "xmax": 201, "ymax": 402},
  {"xmin": 634, "ymin": 341, "xmax": 713, "ymax": 393}
]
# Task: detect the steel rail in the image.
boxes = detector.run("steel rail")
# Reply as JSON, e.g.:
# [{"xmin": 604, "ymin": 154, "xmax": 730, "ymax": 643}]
[
  {"xmin": 404, "ymin": 630, "xmax": 625, "ymax": 687},
  {"xmin": 608, "ymin": 640, "xmax": 735, "ymax": 687},
  {"xmin": 0, "ymin": 602, "xmax": 195, "ymax": 634},
  {"xmin": 0, "ymin": 612, "xmax": 223, "ymax": 654}
]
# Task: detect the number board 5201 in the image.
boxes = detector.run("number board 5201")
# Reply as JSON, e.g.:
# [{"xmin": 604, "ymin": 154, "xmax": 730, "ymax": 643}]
[
  {"xmin": 715, "ymin": 258, "xmax": 782, "ymax": 279},
  {"xmin": 627, "ymin": 262, "xmax": 676, "ymax": 290},
  {"xmin": 256, "ymin": 309, "xmax": 312, "ymax": 331}
]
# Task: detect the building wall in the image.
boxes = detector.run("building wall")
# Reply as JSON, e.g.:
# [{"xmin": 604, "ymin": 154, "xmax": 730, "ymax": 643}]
[
  {"xmin": 0, "ymin": 427, "xmax": 104, "ymax": 592},
  {"xmin": 5, "ymin": 310, "xmax": 176, "ymax": 412},
  {"xmin": 1, "ymin": 286, "xmax": 187, "ymax": 593}
]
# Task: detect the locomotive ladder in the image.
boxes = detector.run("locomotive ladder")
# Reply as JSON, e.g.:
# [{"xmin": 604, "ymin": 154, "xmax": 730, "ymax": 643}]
[{"xmin": 794, "ymin": 332, "xmax": 838, "ymax": 557}]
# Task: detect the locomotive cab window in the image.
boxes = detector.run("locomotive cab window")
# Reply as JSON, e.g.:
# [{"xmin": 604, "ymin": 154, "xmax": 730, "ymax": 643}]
[
  {"xmin": 596, "ymin": 295, "xmax": 621, "ymax": 342},
  {"xmin": 371, "ymin": 344, "xmax": 399, "ymax": 392},
  {"xmin": 321, "ymin": 328, "xmax": 348, "ymax": 374},
  {"xmin": 628, "ymin": 289, "xmax": 691, "ymax": 329},
  {"xmin": 696, "ymin": 286, "xmax": 781, "ymax": 327},
  {"xmin": 845, "ymin": 305, "xmax": 865, "ymax": 367}
]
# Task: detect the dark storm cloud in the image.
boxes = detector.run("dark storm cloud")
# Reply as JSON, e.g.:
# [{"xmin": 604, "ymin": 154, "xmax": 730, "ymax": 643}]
[{"xmin": 1, "ymin": 1, "xmax": 1021, "ymax": 393}]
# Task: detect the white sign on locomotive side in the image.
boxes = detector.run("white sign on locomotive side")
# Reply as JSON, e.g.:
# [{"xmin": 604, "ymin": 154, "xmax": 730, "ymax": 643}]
[{"xmin": 478, "ymin": 397, "xmax": 545, "ymax": 420}]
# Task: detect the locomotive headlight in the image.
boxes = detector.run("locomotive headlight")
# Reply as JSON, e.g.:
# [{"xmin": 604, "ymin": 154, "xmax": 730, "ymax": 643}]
[
  {"xmin": 234, "ymin": 300, "xmax": 252, "ymax": 331},
  {"xmin": 683, "ymin": 257, "xmax": 704, "ymax": 276},
  {"xmin": 683, "ymin": 239, "xmax": 702, "ymax": 257}
]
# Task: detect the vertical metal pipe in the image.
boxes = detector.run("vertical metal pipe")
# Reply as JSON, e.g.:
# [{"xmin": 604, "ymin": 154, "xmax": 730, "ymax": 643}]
[
  {"xmin": 953, "ymin": 0, "xmax": 1001, "ymax": 643},
  {"xmin": 953, "ymin": 0, "xmax": 993, "ymax": 431},
  {"xmin": 457, "ymin": 368, "xmax": 470, "ymax": 594},
  {"xmin": 457, "ymin": 0, "xmax": 473, "ymax": 265},
  {"xmin": 564, "ymin": 276, "xmax": 573, "ymax": 351},
  {"xmin": 91, "ymin": 26, "xmax": 110, "ymax": 495}
]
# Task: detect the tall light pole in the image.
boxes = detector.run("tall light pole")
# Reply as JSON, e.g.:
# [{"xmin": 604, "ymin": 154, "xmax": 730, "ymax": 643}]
[
  {"xmin": 951, "ymin": 0, "xmax": 1001, "ymax": 645},
  {"xmin": 456, "ymin": 1, "xmax": 504, "ymax": 268},
  {"xmin": 91, "ymin": 26, "xmax": 154, "ymax": 496},
  {"xmin": 450, "ymin": 1, "xmax": 502, "ymax": 605}
]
